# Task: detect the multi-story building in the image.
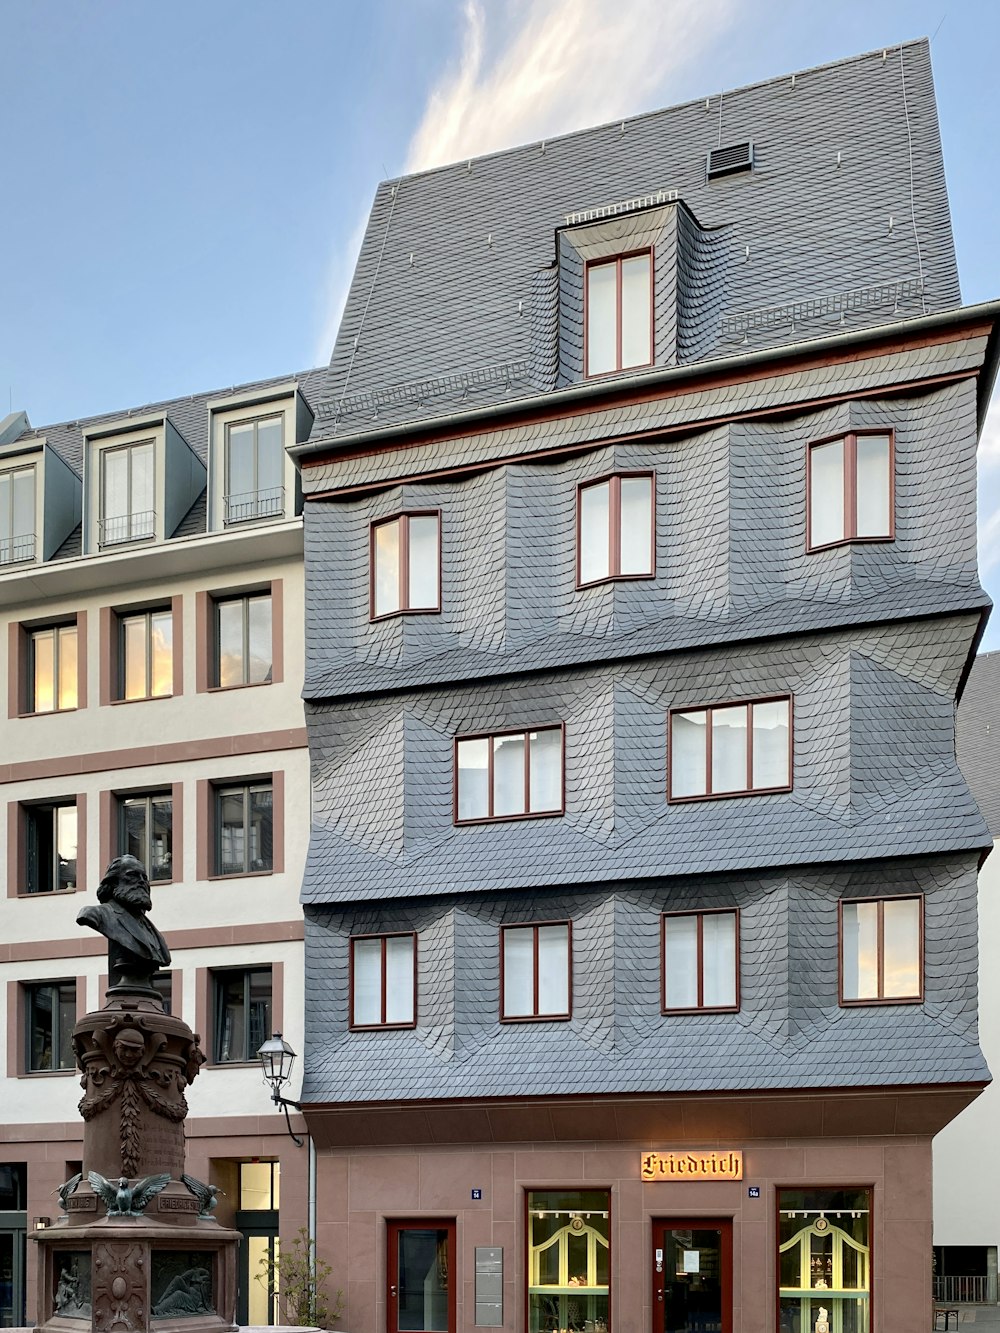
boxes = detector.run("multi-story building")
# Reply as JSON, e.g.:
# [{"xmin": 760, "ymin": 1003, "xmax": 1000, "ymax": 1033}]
[
  {"xmin": 292, "ymin": 40, "xmax": 997, "ymax": 1333},
  {"xmin": 0, "ymin": 370, "xmax": 322, "ymax": 1327},
  {"xmin": 934, "ymin": 649, "xmax": 1000, "ymax": 1305}
]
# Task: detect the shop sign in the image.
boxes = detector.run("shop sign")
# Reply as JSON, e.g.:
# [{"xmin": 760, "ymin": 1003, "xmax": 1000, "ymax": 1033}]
[{"xmin": 640, "ymin": 1150, "xmax": 743, "ymax": 1181}]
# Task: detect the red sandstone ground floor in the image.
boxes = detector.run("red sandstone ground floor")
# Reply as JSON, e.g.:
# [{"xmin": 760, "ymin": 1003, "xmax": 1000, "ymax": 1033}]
[
  {"xmin": 0, "ymin": 1113, "xmax": 308, "ymax": 1328},
  {"xmin": 303, "ymin": 1086, "xmax": 981, "ymax": 1333}
]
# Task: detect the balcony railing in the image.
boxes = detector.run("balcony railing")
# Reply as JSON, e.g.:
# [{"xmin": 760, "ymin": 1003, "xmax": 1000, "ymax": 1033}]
[
  {"xmin": 934, "ymin": 1275, "xmax": 993, "ymax": 1304},
  {"xmin": 224, "ymin": 486, "xmax": 285, "ymax": 526},
  {"xmin": 98, "ymin": 510, "xmax": 156, "ymax": 548},
  {"xmin": 0, "ymin": 532, "xmax": 36, "ymax": 565}
]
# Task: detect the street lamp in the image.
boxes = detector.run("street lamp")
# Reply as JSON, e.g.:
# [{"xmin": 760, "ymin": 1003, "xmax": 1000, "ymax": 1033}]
[{"xmin": 257, "ymin": 1032, "xmax": 304, "ymax": 1147}]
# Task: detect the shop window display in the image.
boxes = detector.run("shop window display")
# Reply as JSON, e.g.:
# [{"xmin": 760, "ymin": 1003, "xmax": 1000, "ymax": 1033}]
[
  {"xmin": 528, "ymin": 1190, "xmax": 609, "ymax": 1333},
  {"xmin": 778, "ymin": 1188, "xmax": 870, "ymax": 1333}
]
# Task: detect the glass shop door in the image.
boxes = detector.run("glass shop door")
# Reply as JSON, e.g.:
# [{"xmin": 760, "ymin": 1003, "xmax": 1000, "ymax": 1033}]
[
  {"xmin": 387, "ymin": 1220, "xmax": 455, "ymax": 1333},
  {"xmin": 652, "ymin": 1219, "xmax": 732, "ymax": 1333}
]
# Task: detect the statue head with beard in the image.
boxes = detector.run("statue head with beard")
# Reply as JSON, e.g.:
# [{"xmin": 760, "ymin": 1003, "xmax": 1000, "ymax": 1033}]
[{"xmin": 77, "ymin": 855, "xmax": 171, "ymax": 996}]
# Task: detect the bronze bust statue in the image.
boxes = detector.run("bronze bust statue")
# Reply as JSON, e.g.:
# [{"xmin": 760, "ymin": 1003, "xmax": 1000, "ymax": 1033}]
[{"xmin": 77, "ymin": 855, "xmax": 170, "ymax": 992}]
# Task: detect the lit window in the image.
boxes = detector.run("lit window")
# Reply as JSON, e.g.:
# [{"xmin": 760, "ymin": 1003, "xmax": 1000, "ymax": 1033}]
[
  {"xmin": 662, "ymin": 911, "xmax": 738, "ymax": 1012},
  {"xmin": 224, "ymin": 416, "xmax": 284, "ymax": 524},
  {"xmin": 779, "ymin": 1188, "xmax": 870, "ymax": 1333},
  {"xmin": 239, "ymin": 1161, "xmax": 279, "ymax": 1210},
  {"xmin": 0, "ymin": 465, "xmax": 36, "ymax": 565},
  {"xmin": 25, "ymin": 981, "xmax": 76, "ymax": 1071},
  {"xmin": 578, "ymin": 473, "xmax": 654, "ymax": 585},
  {"xmin": 585, "ymin": 252, "xmax": 652, "ymax": 376},
  {"xmin": 118, "ymin": 608, "xmax": 172, "ymax": 700},
  {"xmin": 119, "ymin": 792, "xmax": 173, "ymax": 882},
  {"xmin": 371, "ymin": 513, "xmax": 441, "ymax": 618},
  {"xmin": 456, "ymin": 726, "xmax": 564, "ymax": 822},
  {"xmin": 214, "ymin": 591, "xmax": 272, "ymax": 687},
  {"xmin": 214, "ymin": 781, "xmax": 273, "ymax": 875},
  {"xmin": 807, "ymin": 432, "xmax": 892, "ymax": 550},
  {"xmin": 841, "ymin": 897, "xmax": 922, "ymax": 1003},
  {"xmin": 501, "ymin": 923, "xmax": 570, "ymax": 1020},
  {"xmin": 29, "ymin": 623, "xmax": 78, "ymax": 713},
  {"xmin": 24, "ymin": 803, "xmax": 78, "ymax": 894},
  {"xmin": 213, "ymin": 968, "xmax": 272, "ymax": 1063},
  {"xmin": 529, "ymin": 1190, "xmax": 609, "ymax": 1331},
  {"xmin": 100, "ymin": 441, "xmax": 155, "ymax": 546},
  {"xmin": 350, "ymin": 934, "xmax": 416, "ymax": 1028},
  {"xmin": 669, "ymin": 697, "xmax": 791, "ymax": 800}
]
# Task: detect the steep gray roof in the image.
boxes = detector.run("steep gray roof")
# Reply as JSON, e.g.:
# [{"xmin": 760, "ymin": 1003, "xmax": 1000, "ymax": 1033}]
[
  {"xmin": 317, "ymin": 39, "xmax": 958, "ymax": 439},
  {"xmin": 958, "ymin": 650, "xmax": 1000, "ymax": 835}
]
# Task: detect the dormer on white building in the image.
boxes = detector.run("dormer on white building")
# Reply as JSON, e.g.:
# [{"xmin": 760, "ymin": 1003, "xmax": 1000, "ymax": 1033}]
[
  {"xmin": 0, "ymin": 412, "xmax": 82, "ymax": 567},
  {"xmin": 207, "ymin": 382, "xmax": 313, "ymax": 532}
]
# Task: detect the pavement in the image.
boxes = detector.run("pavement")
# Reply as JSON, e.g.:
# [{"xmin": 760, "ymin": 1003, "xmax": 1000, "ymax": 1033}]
[{"xmin": 935, "ymin": 1309, "xmax": 1000, "ymax": 1328}]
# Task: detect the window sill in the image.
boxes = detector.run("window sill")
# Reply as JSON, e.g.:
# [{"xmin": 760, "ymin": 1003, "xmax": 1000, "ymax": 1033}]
[
  {"xmin": 577, "ymin": 573, "xmax": 655, "ymax": 589},
  {"xmin": 17, "ymin": 707, "xmax": 79, "ymax": 719},
  {"xmin": 661, "ymin": 1006, "xmax": 740, "ymax": 1016},
  {"xmin": 500, "ymin": 1013, "xmax": 572, "ymax": 1024},
  {"xmin": 349, "ymin": 1021, "xmax": 418, "ymax": 1032},
  {"xmin": 206, "ymin": 1059, "xmax": 261, "ymax": 1070},
  {"xmin": 583, "ymin": 360, "xmax": 655, "ymax": 381},
  {"xmin": 370, "ymin": 607, "xmax": 442, "ymax": 622},
  {"xmin": 110, "ymin": 694, "xmax": 174, "ymax": 706},
  {"xmin": 204, "ymin": 681, "xmax": 272, "ymax": 694},
  {"xmin": 668, "ymin": 785, "xmax": 792, "ymax": 804},
  {"xmin": 455, "ymin": 809, "xmax": 565, "ymax": 826},
  {"xmin": 15, "ymin": 888, "xmax": 79, "ymax": 899},
  {"xmin": 19, "ymin": 1069, "xmax": 76, "ymax": 1079},
  {"xmin": 206, "ymin": 869, "xmax": 275, "ymax": 881},
  {"xmin": 839, "ymin": 995, "xmax": 923, "ymax": 1007},
  {"xmin": 807, "ymin": 535, "xmax": 894, "ymax": 553}
]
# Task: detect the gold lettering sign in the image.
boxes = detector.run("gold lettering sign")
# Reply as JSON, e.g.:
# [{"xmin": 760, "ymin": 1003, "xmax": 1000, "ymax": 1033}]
[{"xmin": 640, "ymin": 1151, "xmax": 743, "ymax": 1181}]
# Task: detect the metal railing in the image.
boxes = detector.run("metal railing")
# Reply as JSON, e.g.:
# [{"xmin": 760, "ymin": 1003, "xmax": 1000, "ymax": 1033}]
[
  {"xmin": 224, "ymin": 486, "xmax": 285, "ymax": 526},
  {"xmin": 98, "ymin": 510, "xmax": 156, "ymax": 548},
  {"xmin": 0, "ymin": 532, "xmax": 36, "ymax": 565},
  {"xmin": 934, "ymin": 1275, "xmax": 992, "ymax": 1304}
]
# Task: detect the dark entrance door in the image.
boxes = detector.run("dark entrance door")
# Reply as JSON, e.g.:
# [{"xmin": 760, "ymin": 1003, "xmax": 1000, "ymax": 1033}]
[
  {"xmin": 0, "ymin": 1219, "xmax": 26, "ymax": 1328},
  {"xmin": 652, "ymin": 1219, "xmax": 732, "ymax": 1333},
  {"xmin": 387, "ymin": 1221, "xmax": 455, "ymax": 1333}
]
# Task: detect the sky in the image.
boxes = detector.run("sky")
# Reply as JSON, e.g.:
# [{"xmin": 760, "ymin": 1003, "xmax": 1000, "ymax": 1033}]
[{"xmin": 1, "ymin": 0, "xmax": 997, "ymax": 646}]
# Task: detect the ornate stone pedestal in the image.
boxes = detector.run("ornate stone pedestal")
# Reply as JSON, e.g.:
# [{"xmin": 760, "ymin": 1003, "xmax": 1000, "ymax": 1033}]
[{"xmin": 31, "ymin": 992, "xmax": 241, "ymax": 1333}]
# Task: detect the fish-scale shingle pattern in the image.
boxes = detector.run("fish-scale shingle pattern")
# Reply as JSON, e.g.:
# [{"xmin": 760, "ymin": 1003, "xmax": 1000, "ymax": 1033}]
[
  {"xmin": 301, "ymin": 853, "xmax": 985, "ymax": 1103},
  {"xmin": 300, "ymin": 615, "xmax": 989, "ymax": 906},
  {"xmin": 317, "ymin": 41, "xmax": 957, "ymax": 440},
  {"xmin": 957, "ymin": 652, "xmax": 1000, "ymax": 837},
  {"xmin": 303, "ymin": 380, "xmax": 984, "ymax": 700}
]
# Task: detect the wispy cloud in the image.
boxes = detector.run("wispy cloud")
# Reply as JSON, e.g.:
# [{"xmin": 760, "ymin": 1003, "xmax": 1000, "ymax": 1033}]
[
  {"xmin": 405, "ymin": 0, "xmax": 737, "ymax": 174},
  {"xmin": 979, "ymin": 404, "xmax": 1000, "ymax": 579}
]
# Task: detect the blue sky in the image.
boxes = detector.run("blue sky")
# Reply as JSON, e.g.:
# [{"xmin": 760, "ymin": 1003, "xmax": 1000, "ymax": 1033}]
[{"xmin": 1, "ymin": 0, "xmax": 997, "ymax": 644}]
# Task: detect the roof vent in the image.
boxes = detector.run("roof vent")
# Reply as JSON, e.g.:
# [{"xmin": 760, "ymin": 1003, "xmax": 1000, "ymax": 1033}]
[{"xmin": 706, "ymin": 142, "xmax": 754, "ymax": 179}]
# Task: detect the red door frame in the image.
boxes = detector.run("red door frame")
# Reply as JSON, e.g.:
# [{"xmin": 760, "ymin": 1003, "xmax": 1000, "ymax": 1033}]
[
  {"xmin": 651, "ymin": 1218, "xmax": 733, "ymax": 1333},
  {"xmin": 386, "ymin": 1219, "xmax": 457, "ymax": 1333}
]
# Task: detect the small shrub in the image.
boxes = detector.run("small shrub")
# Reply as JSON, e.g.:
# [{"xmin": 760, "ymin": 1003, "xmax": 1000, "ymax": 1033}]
[{"xmin": 256, "ymin": 1228, "xmax": 343, "ymax": 1327}]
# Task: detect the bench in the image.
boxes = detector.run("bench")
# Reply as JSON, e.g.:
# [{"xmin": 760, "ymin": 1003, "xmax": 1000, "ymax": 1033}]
[{"xmin": 933, "ymin": 1308, "xmax": 959, "ymax": 1331}]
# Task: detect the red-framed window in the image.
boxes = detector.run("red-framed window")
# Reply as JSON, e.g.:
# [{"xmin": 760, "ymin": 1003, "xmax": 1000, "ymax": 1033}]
[
  {"xmin": 577, "ymin": 472, "xmax": 655, "ymax": 586},
  {"xmin": 840, "ymin": 896, "xmax": 922, "ymax": 1005},
  {"xmin": 500, "ymin": 922, "xmax": 571, "ymax": 1021},
  {"xmin": 370, "ymin": 512, "xmax": 441, "ymax": 619},
  {"xmin": 585, "ymin": 251, "xmax": 653, "ymax": 376},
  {"xmin": 807, "ymin": 430, "xmax": 894, "ymax": 551},
  {"xmin": 455, "ymin": 725, "xmax": 564, "ymax": 823},
  {"xmin": 349, "ymin": 933, "xmax": 417, "ymax": 1029},
  {"xmin": 662, "ymin": 910, "xmax": 739, "ymax": 1013},
  {"xmin": 668, "ymin": 697, "xmax": 792, "ymax": 801}
]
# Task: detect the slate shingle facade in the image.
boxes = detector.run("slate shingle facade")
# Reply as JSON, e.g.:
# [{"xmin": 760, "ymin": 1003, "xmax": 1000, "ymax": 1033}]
[{"xmin": 294, "ymin": 39, "xmax": 998, "ymax": 1333}]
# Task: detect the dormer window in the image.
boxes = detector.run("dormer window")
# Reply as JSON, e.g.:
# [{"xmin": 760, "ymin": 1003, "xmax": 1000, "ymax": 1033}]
[
  {"xmin": 100, "ymin": 440, "xmax": 155, "ymax": 547},
  {"xmin": 585, "ymin": 251, "xmax": 652, "ymax": 376},
  {"xmin": 224, "ymin": 415, "xmax": 284, "ymax": 525},
  {"xmin": 0, "ymin": 463, "xmax": 36, "ymax": 565}
]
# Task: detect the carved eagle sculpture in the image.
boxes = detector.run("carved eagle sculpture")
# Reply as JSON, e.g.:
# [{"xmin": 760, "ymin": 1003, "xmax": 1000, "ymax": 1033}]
[
  {"xmin": 55, "ymin": 1172, "xmax": 82, "ymax": 1214},
  {"xmin": 88, "ymin": 1170, "xmax": 171, "ymax": 1218},
  {"xmin": 181, "ymin": 1174, "xmax": 222, "ymax": 1217}
]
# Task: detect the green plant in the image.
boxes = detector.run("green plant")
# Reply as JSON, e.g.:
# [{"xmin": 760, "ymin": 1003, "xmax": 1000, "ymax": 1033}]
[{"xmin": 256, "ymin": 1228, "xmax": 343, "ymax": 1328}]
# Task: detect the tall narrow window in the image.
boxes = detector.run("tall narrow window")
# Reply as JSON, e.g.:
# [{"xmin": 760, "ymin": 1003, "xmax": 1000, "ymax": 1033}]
[
  {"xmin": 213, "ymin": 968, "xmax": 272, "ymax": 1063},
  {"xmin": 585, "ymin": 252, "xmax": 652, "ymax": 376},
  {"xmin": 456, "ymin": 726, "xmax": 564, "ymax": 822},
  {"xmin": 24, "ymin": 803, "xmax": 78, "ymax": 894},
  {"xmin": 371, "ymin": 512, "xmax": 441, "ymax": 618},
  {"xmin": 0, "ymin": 464, "xmax": 36, "ymax": 565},
  {"xmin": 224, "ymin": 416, "xmax": 284, "ymax": 524},
  {"xmin": 841, "ymin": 896, "xmax": 922, "ymax": 1003},
  {"xmin": 669, "ymin": 697, "xmax": 791, "ymax": 800},
  {"xmin": 100, "ymin": 441, "xmax": 155, "ymax": 546},
  {"xmin": 25, "ymin": 981, "xmax": 76, "ymax": 1071},
  {"xmin": 350, "ymin": 934, "xmax": 416, "ymax": 1028},
  {"xmin": 118, "ymin": 608, "xmax": 172, "ymax": 700},
  {"xmin": 778, "ymin": 1188, "xmax": 870, "ymax": 1333},
  {"xmin": 29, "ymin": 623, "xmax": 78, "ymax": 713},
  {"xmin": 528, "ymin": 1191, "xmax": 610, "ymax": 1333},
  {"xmin": 662, "ymin": 911, "xmax": 739, "ymax": 1012},
  {"xmin": 578, "ymin": 473, "xmax": 654, "ymax": 585},
  {"xmin": 119, "ymin": 792, "xmax": 173, "ymax": 882},
  {"xmin": 214, "ymin": 781, "xmax": 273, "ymax": 875},
  {"xmin": 807, "ymin": 431, "xmax": 893, "ymax": 550},
  {"xmin": 501, "ymin": 923, "xmax": 571, "ymax": 1020},
  {"xmin": 214, "ymin": 592, "xmax": 272, "ymax": 687}
]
